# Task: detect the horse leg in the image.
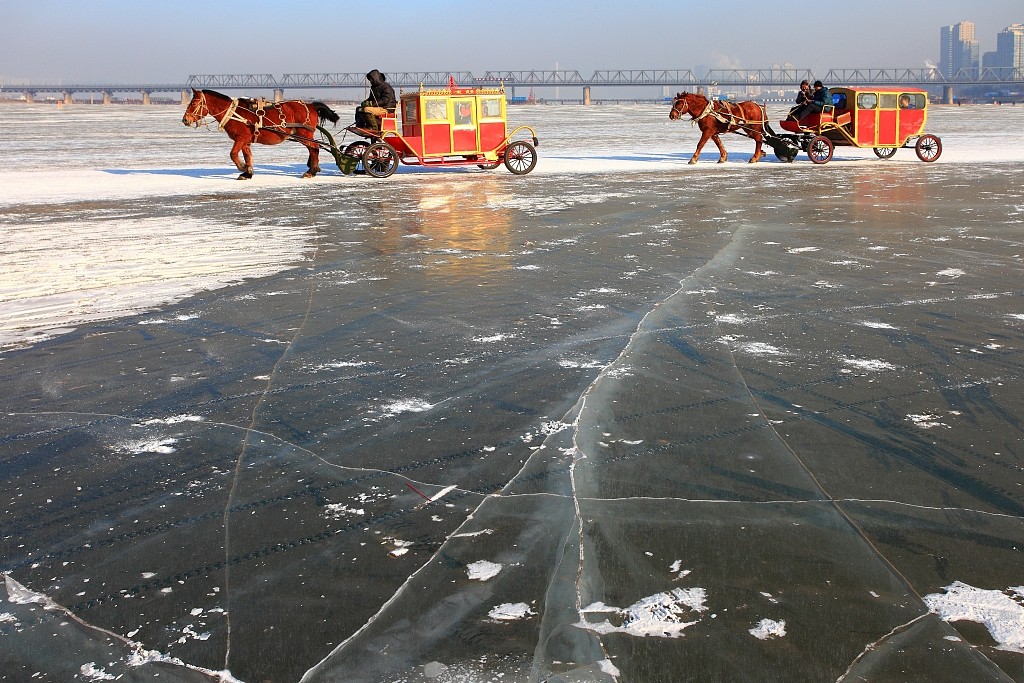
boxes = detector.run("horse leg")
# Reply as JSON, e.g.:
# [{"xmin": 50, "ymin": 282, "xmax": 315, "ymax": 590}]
[
  {"xmin": 712, "ymin": 134, "xmax": 728, "ymax": 163},
  {"xmin": 241, "ymin": 144, "xmax": 254, "ymax": 179},
  {"xmin": 229, "ymin": 139, "xmax": 250, "ymax": 179},
  {"xmin": 689, "ymin": 128, "xmax": 715, "ymax": 164},
  {"xmin": 750, "ymin": 130, "xmax": 765, "ymax": 163},
  {"xmin": 302, "ymin": 136, "xmax": 320, "ymax": 178}
]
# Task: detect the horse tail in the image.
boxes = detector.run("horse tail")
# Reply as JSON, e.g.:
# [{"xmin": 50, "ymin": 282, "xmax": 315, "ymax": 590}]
[{"xmin": 312, "ymin": 101, "xmax": 340, "ymax": 125}]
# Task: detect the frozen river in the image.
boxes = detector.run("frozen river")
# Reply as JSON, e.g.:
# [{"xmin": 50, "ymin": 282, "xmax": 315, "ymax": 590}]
[{"xmin": 2, "ymin": 100, "xmax": 1024, "ymax": 682}]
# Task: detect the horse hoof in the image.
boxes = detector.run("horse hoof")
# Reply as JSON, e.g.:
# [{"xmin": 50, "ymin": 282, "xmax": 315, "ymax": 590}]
[
  {"xmin": 717, "ymin": 159, "xmax": 727, "ymax": 164},
  {"xmin": 302, "ymin": 172, "xmax": 313, "ymax": 178},
  {"xmin": 237, "ymin": 173, "xmax": 252, "ymax": 180},
  {"xmin": 688, "ymin": 159, "xmax": 698, "ymax": 165}
]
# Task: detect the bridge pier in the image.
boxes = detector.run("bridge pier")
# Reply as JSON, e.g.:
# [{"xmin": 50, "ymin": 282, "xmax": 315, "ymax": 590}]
[
  {"xmin": 273, "ymin": 88, "xmax": 284, "ymax": 103},
  {"xmin": 583, "ymin": 86, "xmax": 591, "ymax": 105},
  {"xmin": 181, "ymin": 90, "xmax": 190, "ymax": 106},
  {"xmin": 142, "ymin": 91, "xmax": 151, "ymax": 105},
  {"xmin": 943, "ymin": 85, "xmax": 955, "ymax": 104},
  {"xmin": 24, "ymin": 91, "xmax": 34, "ymax": 104},
  {"xmin": 63, "ymin": 91, "xmax": 73, "ymax": 105},
  {"xmin": 102, "ymin": 91, "xmax": 112, "ymax": 105}
]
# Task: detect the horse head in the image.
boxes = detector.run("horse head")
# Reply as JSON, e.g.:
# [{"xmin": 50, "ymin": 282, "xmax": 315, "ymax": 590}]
[
  {"xmin": 182, "ymin": 88, "xmax": 208, "ymax": 127},
  {"xmin": 669, "ymin": 92, "xmax": 690, "ymax": 120}
]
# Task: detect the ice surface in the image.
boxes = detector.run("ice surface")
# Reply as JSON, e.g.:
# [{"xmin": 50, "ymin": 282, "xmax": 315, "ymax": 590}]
[{"xmin": 2, "ymin": 101, "xmax": 1024, "ymax": 682}]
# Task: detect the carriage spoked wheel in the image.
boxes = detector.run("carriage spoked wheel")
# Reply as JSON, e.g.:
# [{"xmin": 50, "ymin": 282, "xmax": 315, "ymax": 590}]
[
  {"xmin": 503, "ymin": 140, "xmax": 538, "ymax": 175},
  {"xmin": 363, "ymin": 142, "xmax": 399, "ymax": 178},
  {"xmin": 807, "ymin": 135, "xmax": 834, "ymax": 164},
  {"xmin": 343, "ymin": 141, "xmax": 369, "ymax": 172},
  {"xmin": 915, "ymin": 134, "xmax": 942, "ymax": 162},
  {"xmin": 873, "ymin": 147, "xmax": 898, "ymax": 160},
  {"xmin": 345, "ymin": 141, "xmax": 369, "ymax": 158}
]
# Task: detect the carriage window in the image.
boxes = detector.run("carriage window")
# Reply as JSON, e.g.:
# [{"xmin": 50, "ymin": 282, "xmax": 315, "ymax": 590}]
[
  {"xmin": 480, "ymin": 97, "xmax": 502, "ymax": 119},
  {"xmin": 899, "ymin": 93, "xmax": 925, "ymax": 110},
  {"xmin": 880, "ymin": 93, "xmax": 898, "ymax": 109},
  {"xmin": 857, "ymin": 93, "xmax": 878, "ymax": 109},
  {"xmin": 424, "ymin": 98, "xmax": 447, "ymax": 122},
  {"xmin": 453, "ymin": 98, "xmax": 474, "ymax": 125},
  {"xmin": 403, "ymin": 99, "xmax": 418, "ymax": 123}
]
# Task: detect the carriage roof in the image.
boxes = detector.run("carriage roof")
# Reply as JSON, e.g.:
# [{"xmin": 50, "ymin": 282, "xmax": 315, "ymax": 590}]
[
  {"xmin": 403, "ymin": 84, "xmax": 506, "ymax": 100},
  {"xmin": 832, "ymin": 86, "xmax": 928, "ymax": 94}
]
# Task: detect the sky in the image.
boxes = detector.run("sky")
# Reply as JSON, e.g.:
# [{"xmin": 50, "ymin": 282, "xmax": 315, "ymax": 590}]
[{"xmin": 0, "ymin": 0, "xmax": 1021, "ymax": 85}]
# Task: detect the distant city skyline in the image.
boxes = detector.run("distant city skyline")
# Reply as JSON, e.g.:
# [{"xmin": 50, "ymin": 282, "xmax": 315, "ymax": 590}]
[{"xmin": 0, "ymin": 1, "xmax": 1020, "ymax": 84}]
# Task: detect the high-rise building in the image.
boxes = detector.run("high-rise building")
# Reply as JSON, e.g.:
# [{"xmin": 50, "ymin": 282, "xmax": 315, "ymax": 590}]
[
  {"xmin": 940, "ymin": 20, "xmax": 980, "ymax": 78},
  {"xmin": 940, "ymin": 25, "xmax": 954, "ymax": 78},
  {"xmin": 995, "ymin": 23, "xmax": 1024, "ymax": 75}
]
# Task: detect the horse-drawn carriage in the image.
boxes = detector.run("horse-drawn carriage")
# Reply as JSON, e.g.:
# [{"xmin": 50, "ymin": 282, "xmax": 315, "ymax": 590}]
[
  {"xmin": 183, "ymin": 80, "xmax": 539, "ymax": 180},
  {"xmin": 776, "ymin": 86, "xmax": 942, "ymax": 164},
  {"xmin": 330, "ymin": 80, "xmax": 540, "ymax": 178},
  {"xmin": 668, "ymin": 86, "xmax": 942, "ymax": 165}
]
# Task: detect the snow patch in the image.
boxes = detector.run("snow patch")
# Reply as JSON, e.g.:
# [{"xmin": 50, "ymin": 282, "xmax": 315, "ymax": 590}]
[
  {"xmin": 467, "ymin": 560, "xmax": 503, "ymax": 581},
  {"xmin": 488, "ymin": 602, "xmax": 535, "ymax": 621},
  {"xmin": 749, "ymin": 618, "xmax": 787, "ymax": 640},
  {"xmin": 578, "ymin": 588, "xmax": 707, "ymax": 638},
  {"xmin": 924, "ymin": 581, "xmax": 1024, "ymax": 652},
  {"xmin": 841, "ymin": 357, "xmax": 897, "ymax": 372}
]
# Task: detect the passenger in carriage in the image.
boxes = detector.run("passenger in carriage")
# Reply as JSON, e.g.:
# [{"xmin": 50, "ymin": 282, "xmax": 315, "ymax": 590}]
[
  {"xmin": 790, "ymin": 80, "xmax": 830, "ymax": 122},
  {"xmin": 787, "ymin": 80, "xmax": 811, "ymax": 120},
  {"xmin": 355, "ymin": 69, "xmax": 397, "ymax": 131}
]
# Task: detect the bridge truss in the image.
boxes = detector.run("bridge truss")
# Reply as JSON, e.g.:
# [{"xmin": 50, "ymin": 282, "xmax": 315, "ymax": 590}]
[{"xmin": 9, "ymin": 67, "xmax": 1022, "ymax": 96}]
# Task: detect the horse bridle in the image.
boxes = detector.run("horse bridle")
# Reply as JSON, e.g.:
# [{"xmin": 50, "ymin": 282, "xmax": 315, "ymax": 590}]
[
  {"xmin": 669, "ymin": 94, "xmax": 689, "ymax": 120},
  {"xmin": 184, "ymin": 91, "xmax": 219, "ymax": 128},
  {"xmin": 183, "ymin": 92, "xmax": 206, "ymax": 126},
  {"xmin": 185, "ymin": 91, "xmax": 244, "ymax": 131}
]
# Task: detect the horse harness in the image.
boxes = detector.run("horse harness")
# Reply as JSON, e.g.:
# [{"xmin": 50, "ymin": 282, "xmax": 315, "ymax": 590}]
[
  {"xmin": 694, "ymin": 100, "xmax": 768, "ymax": 129},
  {"xmin": 191, "ymin": 91, "xmax": 316, "ymax": 138}
]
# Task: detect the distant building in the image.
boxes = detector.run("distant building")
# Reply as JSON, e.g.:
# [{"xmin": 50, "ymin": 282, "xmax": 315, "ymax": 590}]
[
  {"xmin": 995, "ymin": 23, "xmax": 1024, "ymax": 75},
  {"xmin": 940, "ymin": 20, "xmax": 980, "ymax": 79}
]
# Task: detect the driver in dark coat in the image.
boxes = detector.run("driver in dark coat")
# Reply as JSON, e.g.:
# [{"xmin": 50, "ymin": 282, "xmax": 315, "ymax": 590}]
[{"xmin": 355, "ymin": 69, "xmax": 397, "ymax": 131}]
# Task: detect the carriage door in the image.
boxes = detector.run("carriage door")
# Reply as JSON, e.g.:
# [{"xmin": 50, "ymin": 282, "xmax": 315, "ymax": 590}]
[
  {"xmin": 478, "ymin": 96, "xmax": 506, "ymax": 153},
  {"xmin": 451, "ymin": 98, "xmax": 477, "ymax": 153},
  {"xmin": 422, "ymin": 97, "xmax": 452, "ymax": 155},
  {"xmin": 898, "ymin": 93, "xmax": 926, "ymax": 144},
  {"xmin": 876, "ymin": 93, "xmax": 899, "ymax": 146},
  {"xmin": 855, "ymin": 93, "xmax": 878, "ymax": 147}
]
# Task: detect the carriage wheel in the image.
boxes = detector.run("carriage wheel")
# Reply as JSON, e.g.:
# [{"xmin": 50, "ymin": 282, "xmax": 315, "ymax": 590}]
[
  {"xmin": 873, "ymin": 147, "xmax": 898, "ymax": 159},
  {"xmin": 915, "ymin": 134, "xmax": 942, "ymax": 162},
  {"xmin": 503, "ymin": 140, "xmax": 538, "ymax": 175},
  {"xmin": 772, "ymin": 138, "xmax": 799, "ymax": 163},
  {"xmin": 363, "ymin": 142, "xmax": 399, "ymax": 178},
  {"xmin": 345, "ymin": 141, "xmax": 369, "ymax": 158},
  {"xmin": 807, "ymin": 135, "xmax": 834, "ymax": 164}
]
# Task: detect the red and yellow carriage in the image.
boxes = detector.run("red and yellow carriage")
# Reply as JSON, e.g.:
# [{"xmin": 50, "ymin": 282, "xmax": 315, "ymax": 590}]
[
  {"xmin": 776, "ymin": 86, "xmax": 942, "ymax": 164},
  {"xmin": 322, "ymin": 81, "xmax": 540, "ymax": 178}
]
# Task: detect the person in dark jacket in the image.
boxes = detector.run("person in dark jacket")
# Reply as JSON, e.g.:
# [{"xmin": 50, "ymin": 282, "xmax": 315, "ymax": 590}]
[
  {"xmin": 355, "ymin": 69, "xmax": 397, "ymax": 130},
  {"xmin": 790, "ymin": 80, "xmax": 830, "ymax": 122},
  {"xmin": 787, "ymin": 80, "xmax": 811, "ymax": 120}
]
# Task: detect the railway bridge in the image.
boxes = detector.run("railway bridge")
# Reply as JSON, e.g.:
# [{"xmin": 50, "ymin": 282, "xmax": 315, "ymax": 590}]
[{"xmin": 7, "ymin": 67, "xmax": 1022, "ymax": 104}]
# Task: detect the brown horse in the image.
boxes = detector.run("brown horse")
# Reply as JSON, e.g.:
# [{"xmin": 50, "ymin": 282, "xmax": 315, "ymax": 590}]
[
  {"xmin": 182, "ymin": 88, "xmax": 340, "ymax": 179},
  {"xmin": 668, "ymin": 92, "xmax": 768, "ymax": 164}
]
